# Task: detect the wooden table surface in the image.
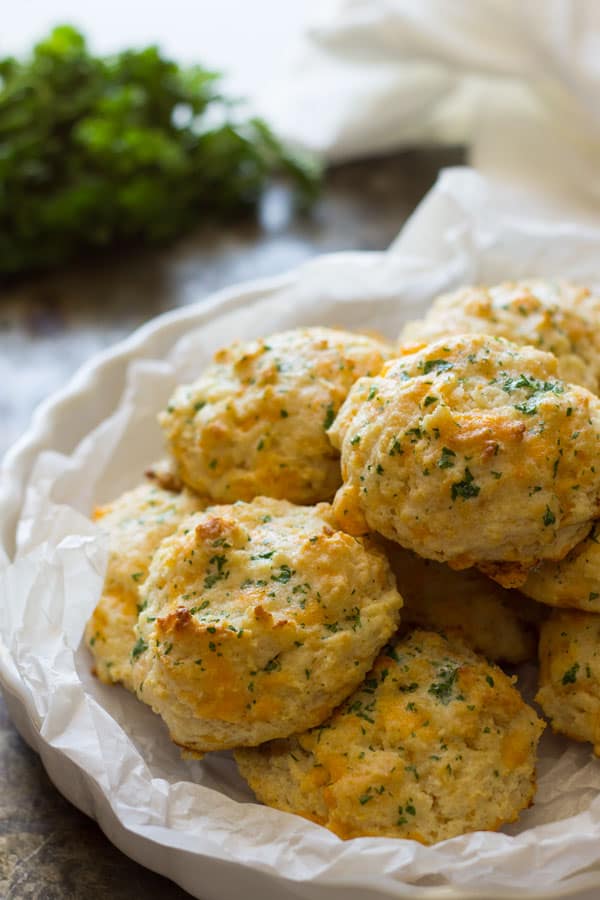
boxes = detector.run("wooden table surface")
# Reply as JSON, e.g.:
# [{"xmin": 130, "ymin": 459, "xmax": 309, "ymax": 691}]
[{"xmin": 0, "ymin": 147, "xmax": 464, "ymax": 899}]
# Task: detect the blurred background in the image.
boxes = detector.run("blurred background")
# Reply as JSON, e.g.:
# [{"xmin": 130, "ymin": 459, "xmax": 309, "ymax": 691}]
[
  {"xmin": 1, "ymin": 1, "xmax": 468, "ymax": 458},
  {"xmin": 3, "ymin": 0, "xmax": 308, "ymax": 94}
]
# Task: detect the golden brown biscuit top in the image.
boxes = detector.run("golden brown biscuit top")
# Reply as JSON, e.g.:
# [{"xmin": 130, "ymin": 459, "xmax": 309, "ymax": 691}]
[
  {"xmin": 132, "ymin": 496, "xmax": 403, "ymax": 749},
  {"xmin": 159, "ymin": 326, "xmax": 391, "ymax": 504},
  {"xmin": 237, "ymin": 629, "xmax": 544, "ymax": 843},
  {"xmin": 138, "ymin": 497, "xmax": 376, "ymax": 631},
  {"xmin": 400, "ymin": 280, "xmax": 600, "ymax": 393},
  {"xmin": 330, "ymin": 333, "xmax": 600, "ymax": 578},
  {"xmin": 292, "ymin": 629, "xmax": 535, "ymax": 765}
]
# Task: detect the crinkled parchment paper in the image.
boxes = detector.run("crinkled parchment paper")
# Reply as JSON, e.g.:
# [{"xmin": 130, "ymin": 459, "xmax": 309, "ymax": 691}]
[{"xmin": 4, "ymin": 168, "xmax": 600, "ymax": 900}]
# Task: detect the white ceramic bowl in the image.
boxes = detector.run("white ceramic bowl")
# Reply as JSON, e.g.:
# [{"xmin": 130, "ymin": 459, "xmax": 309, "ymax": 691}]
[{"xmin": 4, "ymin": 170, "xmax": 600, "ymax": 900}]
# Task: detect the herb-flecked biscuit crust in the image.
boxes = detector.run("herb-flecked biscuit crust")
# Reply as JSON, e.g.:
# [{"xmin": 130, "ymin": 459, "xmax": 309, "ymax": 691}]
[
  {"xmin": 159, "ymin": 327, "xmax": 391, "ymax": 504},
  {"xmin": 85, "ymin": 480, "xmax": 206, "ymax": 689},
  {"xmin": 329, "ymin": 334, "xmax": 600, "ymax": 586},
  {"xmin": 132, "ymin": 497, "xmax": 403, "ymax": 752},
  {"xmin": 521, "ymin": 524, "xmax": 600, "ymax": 612},
  {"xmin": 399, "ymin": 281, "xmax": 600, "ymax": 393},
  {"xmin": 235, "ymin": 630, "xmax": 544, "ymax": 844},
  {"xmin": 387, "ymin": 545, "xmax": 543, "ymax": 663},
  {"xmin": 537, "ymin": 609, "xmax": 600, "ymax": 755}
]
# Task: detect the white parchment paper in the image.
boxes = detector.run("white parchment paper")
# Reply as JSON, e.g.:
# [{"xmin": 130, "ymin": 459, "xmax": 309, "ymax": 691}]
[{"xmin": 4, "ymin": 168, "xmax": 600, "ymax": 899}]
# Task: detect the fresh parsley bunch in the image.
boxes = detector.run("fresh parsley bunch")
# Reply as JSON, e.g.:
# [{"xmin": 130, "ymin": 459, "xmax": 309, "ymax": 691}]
[{"xmin": 0, "ymin": 25, "xmax": 319, "ymax": 277}]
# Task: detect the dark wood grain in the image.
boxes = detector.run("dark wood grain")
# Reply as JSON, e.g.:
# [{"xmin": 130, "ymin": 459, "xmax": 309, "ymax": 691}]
[{"xmin": 0, "ymin": 147, "xmax": 465, "ymax": 899}]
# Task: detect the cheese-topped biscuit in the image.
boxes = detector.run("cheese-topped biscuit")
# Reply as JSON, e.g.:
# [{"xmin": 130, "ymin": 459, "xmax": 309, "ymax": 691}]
[
  {"xmin": 388, "ymin": 545, "xmax": 543, "ymax": 663},
  {"xmin": 132, "ymin": 497, "xmax": 403, "ymax": 751},
  {"xmin": 522, "ymin": 524, "xmax": 600, "ymax": 612},
  {"xmin": 85, "ymin": 480, "xmax": 205, "ymax": 688},
  {"xmin": 537, "ymin": 608, "xmax": 600, "ymax": 755},
  {"xmin": 400, "ymin": 281, "xmax": 600, "ymax": 393},
  {"xmin": 330, "ymin": 334, "xmax": 600, "ymax": 586},
  {"xmin": 159, "ymin": 327, "xmax": 390, "ymax": 504},
  {"xmin": 236, "ymin": 630, "xmax": 544, "ymax": 844}
]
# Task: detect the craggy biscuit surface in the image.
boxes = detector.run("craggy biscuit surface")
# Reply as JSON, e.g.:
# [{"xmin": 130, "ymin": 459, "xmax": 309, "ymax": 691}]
[
  {"xmin": 159, "ymin": 327, "xmax": 390, "ymax": 504},
  {"xmin": 400, "ymin": 280, "xmax": 600, "ymax": 393},
  {"xmin": 522, "ymin": 524, "xmax": 600, "ymax": 612},
  {"xmin": 236, "ymin": 630, "xmax": 544, "ymax": 844},
  {"xmin": 85, "ymin": 480, "xmax": 205, "ymax": 688},
  {"xmin": 330, "ymin": 334, "xmax": 600, "ymax": 585},
  {"xmin": 387, "ymin": 545, "xmax": 543, "ymax": 663},
  {"xmin": 132, "ymin": 497, "xmax": 403, "ymax": 751},
  {"xmin": 537, "ymin": 609, "xmax": 600, "ymax": 755}
]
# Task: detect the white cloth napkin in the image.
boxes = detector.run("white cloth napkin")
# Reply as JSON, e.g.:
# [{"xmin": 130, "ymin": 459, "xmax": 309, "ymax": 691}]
[{"xmin": 258, "ymin": 0, "xmax": 600, "ymax": 221}]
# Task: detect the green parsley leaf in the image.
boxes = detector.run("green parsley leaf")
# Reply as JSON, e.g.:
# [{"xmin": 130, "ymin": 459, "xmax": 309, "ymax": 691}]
[
  {"xmin": 421, "ymin": 359, "xmax": 453, "ymax": 375},
  {"xmin": 0, "ymin": 25, "xmax": 320, "ymax": 277},
  {"xmin": 323, "ymin": 403, "xmax": 335, "ymax": 430},
  {"xmin": 561, "ymin": 663, "xmax": 579, "ymax": 685},
  {"xmin": 131, "ymin": 637, "xmax": 148, "ymax": 660},
  {"xmin": 451, "ymin": 467, "xmax": 480, "ymax": 501},
  {"xmin": 438, "ymin": 447, "xmax": 456, "ymax": 469}
]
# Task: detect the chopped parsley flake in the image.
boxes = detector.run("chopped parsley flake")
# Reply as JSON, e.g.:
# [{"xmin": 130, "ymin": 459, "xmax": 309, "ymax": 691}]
[
  {"xmin": 131, "ymin": 637, "xmax": 148, "ymax": 660},
  {"xmin": 271, "ymin": 564, "xmax": 295, "ymax": 584},
  {"xmin": 438, "ymin": 447, "xmax": 456, "ymax": 469},
  {"xmin": 502, "ymin": 374, "xmax": 564, "ymax": 396},
  {"xmin": 389, "ymin": 437, "xmax": 404, "ymax": 456},
  {"xmin": 514, "ymin": 398, "xmax": 539, "ymax": 416},
  {"xmin": 561, "ymin": 663, "xmax": 580, "ymax": 685},
  {"xmin": 451, "ymin": 468, "xmax": 480, "ymax": 501},
  {"xmin": 204, "ymin": 554, "xmax": 229, "ymax": 589},
  {"xmin": 264, "ymin": 656, "xmax": 281, "ymax": 673},
  {"xmin": 422, "ymin": 359, "xmax": 453, "ymax": 375},
  {"xmin": 323, "ymin": 403, "xmax": 336, "ymax": 430},
  {"xmin": 428, "ymin": 664, "xmax": 459, "ymax": 704}
]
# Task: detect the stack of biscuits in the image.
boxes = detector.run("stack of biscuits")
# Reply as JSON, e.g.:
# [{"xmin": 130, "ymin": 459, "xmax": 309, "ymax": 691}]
[{"xmin": 86, "ymin": 283, "xmax": 600, "ymax": 845}]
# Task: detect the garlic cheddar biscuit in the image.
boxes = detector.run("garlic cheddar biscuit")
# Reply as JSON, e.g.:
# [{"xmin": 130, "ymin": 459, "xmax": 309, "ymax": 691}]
[
  {"xmin": 236, "ymin": 630, "xmax": 544, "ymax": 844},
  {"xmin": 388, "ymin": 545, "xmax": 543, "ymax": 663},
  {"xmin": 522, "ymin": 524, "xmax": 600, "ymax": 612},
  {"xmin": 132, "ymin": 497, "xmax": 402, "ymax": 752},
  {"xmin": 537, "ymin": 608, "xmax": 600, "ymax": 755},
  {"xmin": 159, "ymin": 327, "xmax": 391, "ymax": 504},
  {"xmin": 400, "ymin": 281, "xmax": 600, "ymax": 393},
  {"xmin": 330, "ymin": 334, "xmax": 600, "ymax": 586},
  {"xmin": 85, "ymin": 480, "xmax": 205, "ymax": 689}
]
